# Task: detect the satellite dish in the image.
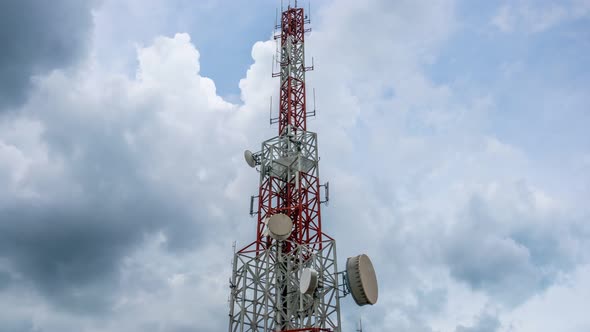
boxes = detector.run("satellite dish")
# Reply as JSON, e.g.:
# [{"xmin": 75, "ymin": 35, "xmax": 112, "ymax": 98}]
[
  {"xmin": 267, "ymin": 213, "xmax": 293, "ymax": 241},
  {"xmin": 299, "ymin": 268, "xmax": 319, "ymax": 295},
  {"xmin": 346, "ymin": 254, "xmax": 378, "ymax": 306},
  {"xmin": 244, "ymin": 150, "xmax": 256, "ymax": 168}
]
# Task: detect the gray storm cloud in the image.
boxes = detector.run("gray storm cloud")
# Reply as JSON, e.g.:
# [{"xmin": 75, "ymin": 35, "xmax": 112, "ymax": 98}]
[
  {"xmin": 0, "ymin": 0, "xmax": 96, "ymax": 110},
  {"xmin": 0, "ymin": 33, "xmax": 235, "ymax": 315}
]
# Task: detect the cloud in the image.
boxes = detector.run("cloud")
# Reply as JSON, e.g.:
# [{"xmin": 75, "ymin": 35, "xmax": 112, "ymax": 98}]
[
  {"xmin": 0, "ymin": 33, "xmax": 241, "ymax": 315},
  {"xmin": 443, "ymin": 180, "xmax": 588, "ymax": 305},
  {"xmin": 455, "ymin": 313, "xmax": 500, "ymax": 332},
  {"xmin": 491, "ymin": 0, "xmax": 590, "ymax": 33},
  {"xmin": 500, "ymin": 265, "xmax": 590, "ymax": 332},
  {"xmin": 0, "ymin": 0, "xmax": 97, "ymax": 111},
  {"xmin": 0, "ymin": 320, "xmax": 33, "ymax": 332}
]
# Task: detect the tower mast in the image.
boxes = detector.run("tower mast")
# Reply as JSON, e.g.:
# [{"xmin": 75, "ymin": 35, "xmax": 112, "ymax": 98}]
[{"xmin": 228, "ymin": 3, "xmax": 378, "ymax": 332}]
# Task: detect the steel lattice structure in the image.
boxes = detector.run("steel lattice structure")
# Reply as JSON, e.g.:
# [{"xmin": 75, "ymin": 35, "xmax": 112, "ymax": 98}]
[{"xmin": 229, "ymin": 3, "xmax": 342, "ymax": 332}]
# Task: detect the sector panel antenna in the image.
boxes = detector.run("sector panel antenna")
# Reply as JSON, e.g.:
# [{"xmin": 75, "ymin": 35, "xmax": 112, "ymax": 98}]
[
  {"xmin": 244, "ymin": 150, "xmax": 256, "ymax": 168},
  {"xmin": 262, "ymin": 217, "xmax": 270, "ymax": 237},
  {"xmin": 346, "ymin": 254, "xmax": 378, "ymax": 306}
]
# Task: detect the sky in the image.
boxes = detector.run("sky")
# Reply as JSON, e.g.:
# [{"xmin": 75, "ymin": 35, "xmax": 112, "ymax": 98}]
[{"xmin": 0, "ymin": 0, "xmax": 589, "ymax": 331}]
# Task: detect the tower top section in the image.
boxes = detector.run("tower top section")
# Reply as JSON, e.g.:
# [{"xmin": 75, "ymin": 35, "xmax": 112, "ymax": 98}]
[{"xmin": 272, "ymin": 3, "xmax": 313, "ymax": 136}]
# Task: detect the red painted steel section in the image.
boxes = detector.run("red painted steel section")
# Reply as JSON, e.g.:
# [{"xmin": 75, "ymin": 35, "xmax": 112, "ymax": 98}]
[
  {"xmin": 278, "ymin": 8, "xmax": 307, "ymax": 135},
  {"xmin": 238, "ymin": 6, "xmax": 328, "ymax": 257}
]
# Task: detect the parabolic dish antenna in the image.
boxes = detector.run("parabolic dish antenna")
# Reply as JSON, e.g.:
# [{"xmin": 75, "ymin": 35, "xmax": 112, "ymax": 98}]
[
  {"xmin": 244, "ymin": 150, "xmax": 256, "ymax": 168},
  {"xmin": 346, "ymin": 254, "xmax": 378, "ymax": 306},
  {"xmin": 299, "ymin": 268, "xmax": 319, "ymax": 295},
  {"xmin": 267, "ymin": 213, "xmax": 293, "ymax": 241}
]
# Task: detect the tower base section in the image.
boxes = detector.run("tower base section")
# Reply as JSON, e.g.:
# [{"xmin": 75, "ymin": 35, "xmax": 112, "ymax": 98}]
[{"xmin": 228, "ymin": 239, "xmax": 342, "ymax": 332}]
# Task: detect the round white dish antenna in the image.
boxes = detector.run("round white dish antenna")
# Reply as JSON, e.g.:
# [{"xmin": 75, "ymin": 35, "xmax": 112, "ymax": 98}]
[
  {"xmin": 267, "ymin": 213, "xmax": 293, "ymax": 241},
  {"xmin": 244, "ymin": 150, "xmax": 256, "ymax": 168},
  {"xmin": 299, "ymin": 268, "xmax": 319, "ymax": 295},
  {"xmin": 346, "ymin": 254, "xmax": 378, "ymax": 306}
]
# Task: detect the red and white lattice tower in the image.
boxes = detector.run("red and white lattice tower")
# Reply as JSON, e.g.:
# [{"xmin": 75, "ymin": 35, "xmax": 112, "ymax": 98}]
[{"xmin": 228, "ymin": 3, "xmax": 377, "ymax": 332}]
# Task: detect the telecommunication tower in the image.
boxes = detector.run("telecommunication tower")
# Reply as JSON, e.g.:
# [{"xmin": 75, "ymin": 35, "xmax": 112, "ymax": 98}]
[{"xmin": 228, "ymin": 2, "xmax": 378, "ymax": 331}]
